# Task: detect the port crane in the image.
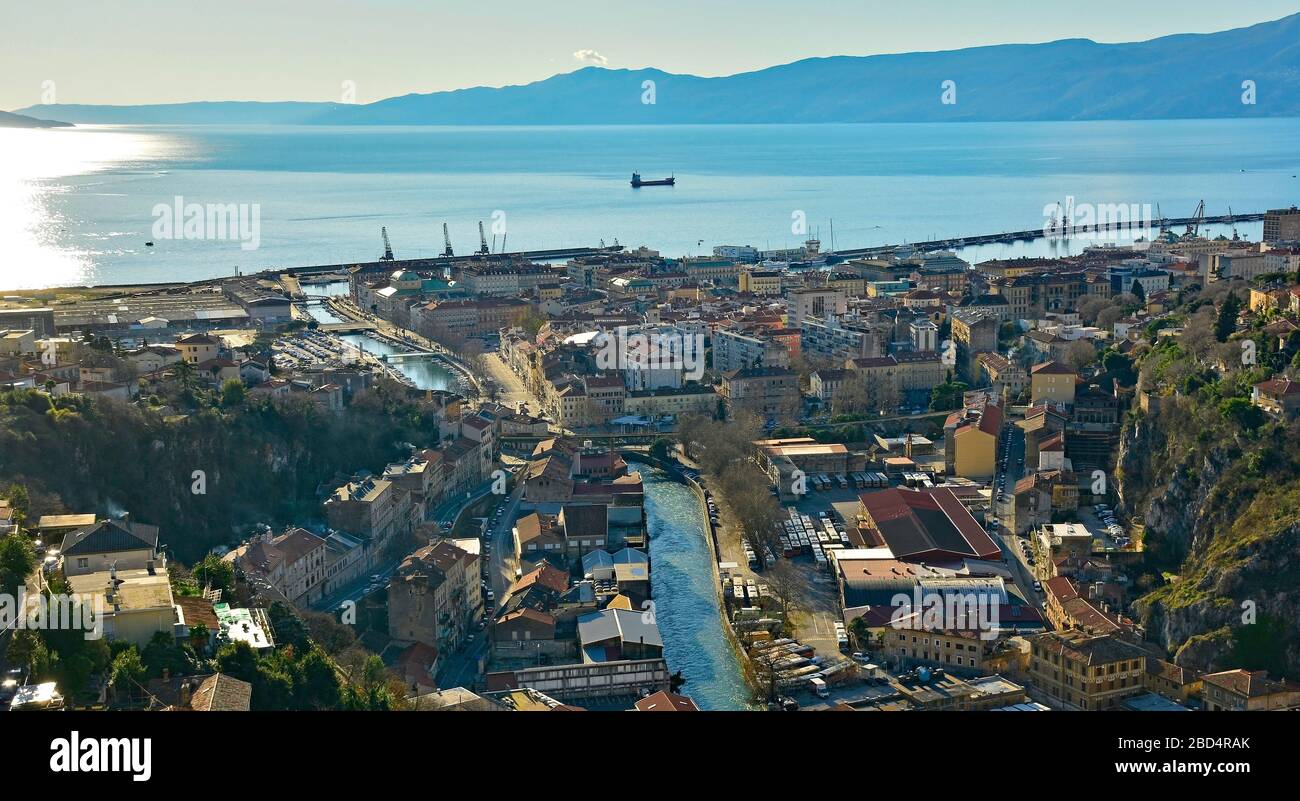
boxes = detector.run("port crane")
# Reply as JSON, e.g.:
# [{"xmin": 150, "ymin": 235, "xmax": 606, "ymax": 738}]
[
  {"xmin": 1183, "ymin": 200, "xmax": 1205, "ymax": 239},
  {"xmin": 1227, "ymin": 206, "xmax": 1240, "ymax": 240},
  {"xmin": 442, "ymin": 223, "xmax": 454, "ymax": 258},
  {"xmin": 380, "ymin": 226, "xmax": 395, "ymax": 261},
  {"xmin": 477, "ymin": 221, "xmax": 490, "ymax": 255}
]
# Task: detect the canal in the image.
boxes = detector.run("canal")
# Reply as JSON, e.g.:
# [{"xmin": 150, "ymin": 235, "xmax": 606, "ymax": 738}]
[
  {"xmin": 301, "ymin": 281, "xmax": 456, "ymax": 392},
  {"xmin": 634, "ymin": 460, "xmax": 751, "ymax": 711}
]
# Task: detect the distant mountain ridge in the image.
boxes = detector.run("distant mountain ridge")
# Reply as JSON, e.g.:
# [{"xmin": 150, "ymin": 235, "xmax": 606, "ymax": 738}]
[
  {"xmin": 15, "ymin": 14, "xmax": 1300, "ymax": 125},
  {"xmin": 0, "ymin": 109, "xmax": 72, "ymax": 128}
]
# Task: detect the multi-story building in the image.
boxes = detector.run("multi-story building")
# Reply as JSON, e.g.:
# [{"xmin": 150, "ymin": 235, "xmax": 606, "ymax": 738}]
[
  {"xmin": 712, "ymin": 328, "xmax": 789, "ymax": 372},
  {"xmin": 413, "ymin": 297, "xmax": 531, "ymax": 340},
  {"xmin": 227, "ymin": 527, "xmax": 328, "ymax": 607},
  {"xmin": 910, "ymin": 319, "xmax": 939, "ymax": 352},
  {"xmin": 738, "ymin": 268, "xmax": 782, "ymax": 296},
  {"xmin": 325, "ymin": 476, "xmax": 404, "ymax": 557},
  {"xmin": 944, "ymin": 401, "xmax": 1002, "ymax": 479},
  {"xmin": 1263, "ymin": 206, "xmax": 1300, "ymax": 243},
  {"xmin": 681, "ymin": 259, "xmax": 740, "ymax": 285},
  {"xmin": 1027, "ymin": 631, "xmax": 1152, "ymax": 710},
  {"xmin": 950, "ymin": 309, "xmax": 999, "ymax": 382},
  {"xmin": 892, "ymin": 351, "xmax": 944, "ymax": 398},
  {"xmin": 583, "ymin": 374, "xmax": 628, "ymax": 424},
  {"xmin": 801, "ymin": 315, "xmax": 884, "ymax": 362},
  {"xmin": 1201, "ymin": 669, "xmax": 1300, "ymax": 711},
  {"xmin": 1198, "ymin": 250, "xmax": 1268, "ymax": 283},
  {"xmin": 976, "ymin": 352, "xmax": 1026, "ymax": 399},
  {"xmin": 1254, "ymin": 376, "xmax": 1300, "ymax": 418},
  {"xmin": 388, "ymin": 540, "xmax": 480, "ymax": 654},
  {"xmin": 988, "ymin": 271, "xmax": 1087, "ymax": 319},
  {"xmin": 789, "ymin": 287, "xmax": 848, "ymax": 326},
  {"xmin": 623, "ymin": 384, "xmax": 717, "ymax": 418},
  {"xmin": 459, "ymin": 264, "xmax": 563, "ymax": 296},
  {"xmin": 175, "ymin": 333, "xmax": 220, "ymax": 365},
  {"xmin": 1030, "ymin": 361, "xmax": 1077, "ymax": 407},
  {"xmin": 720, "ymin": 366, "xmax": 801, "ymax": 421}
]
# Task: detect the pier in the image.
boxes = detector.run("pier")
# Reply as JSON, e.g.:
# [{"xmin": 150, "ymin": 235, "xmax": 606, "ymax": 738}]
[{"xmin": 833, "ymin": 212, "xmax": 1266, "ymax": 258}]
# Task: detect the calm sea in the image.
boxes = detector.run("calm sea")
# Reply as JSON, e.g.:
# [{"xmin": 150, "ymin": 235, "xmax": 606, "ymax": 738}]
[{"xmin": 3, "ymin": 120, "xmax": 1298, "ymax": 289}]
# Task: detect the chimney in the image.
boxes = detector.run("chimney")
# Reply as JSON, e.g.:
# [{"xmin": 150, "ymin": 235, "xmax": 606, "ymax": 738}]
[{"xmin": 179, "ymin": 680, "xmax": 192, "ymax": 708}]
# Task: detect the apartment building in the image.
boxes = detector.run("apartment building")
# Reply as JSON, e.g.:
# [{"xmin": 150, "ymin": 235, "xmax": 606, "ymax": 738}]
[
  {"xmin": 1029, "ymin": 361, "xmax": 1078, "ymax": 406},
  {"xmin": 1263, "ymin": 206, "xmax": 1300, "ymax": 243},
  {"xmin": 324, "ymin": 476, "xmax": 405, "ymax": 557},
  {"xmin": 388, "ymin": 539, "xmax": 480, "ymax": 654},
  {"xmin": 789, "ymin": 287, "xmax": 848, "ymax": 326},
  {"xmin": 1027, "ymin": 631, "xmax": 1151, "ymax": 710},
  {"xmin": 720, "ymin": 366, "xmax": 800, "ymax": 421},
  {"xmin": 1201, "ymin": 669, "xmax": 1300, "ymax": 711}
]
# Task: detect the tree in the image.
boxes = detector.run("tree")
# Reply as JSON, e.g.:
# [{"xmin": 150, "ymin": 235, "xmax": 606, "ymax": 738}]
[
  {"xmin": 764, "ymin": 560, "xmax": 802, "ymax": 626},
  {"xmin": 929, "ymin": 380, "xmax": 969, "ymax": 411},
  {"xmin": 192, "ymin": 553, "xmax": 235, "ymax": 595},
  {"xmin": 1065, "ymin": 339, "xmax": 1098, "ymax": 372},
  {"xmin": 172, "ymin": 359, "xmax": 195, "ymax": 391},
  {"xmin": 109, "ymin": 648, "xmax": 146, "ymax": 700},
  {"xmin": 1216, "ymin": 292, "xmax": 1242, "ymax": 343},
  {"xmin": 2, "ymin": 483, "xmax": 30, "ymax": 528},
  {"xmin": 296, "ymin": 647, "xmax": 343, "ymax": 710},
  {"xmin": 216, "ymin": 641, "xmax": 259, "ymax": 683},
  {"xmin": 142, "ymin": 630, "xmax": 197, "ymax": 678},
  {"xmin": 188, "ymin": 623, "xmax": 210, "ymax": 653},
  {"xmin": 1131, "ymin": 279, "xmax": 1147, "ymax": 304},
  {"xmin": 1219, "ymin": 396, "xmax": 1265, "ymax": 430},
  {"xmin": 0, "ymin": 533, "xmax": 36, "ymax": 593},
  {"xmin": 221, "ymin": 379, "xmax": 248, "ymax": 408},
  {"xmin": 267, "ymin": 600, "xmax": 310, "ymax": 651}
]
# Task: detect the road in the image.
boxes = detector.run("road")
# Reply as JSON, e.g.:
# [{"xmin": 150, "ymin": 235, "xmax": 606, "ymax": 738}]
[
  {"xmin": 433, "ymin": 480, "xmax": 524, "ymax": 688},
  {"xmin": 487, "ymin": 482, "xmax": 526, "ymax": 606},
  {"xmin": 992, "ymin": 421, "xmax": 1043, "ymax": 608},
  {"xmin": 482, "ymin": 352, "xmax": 537, "ymax": 414}
]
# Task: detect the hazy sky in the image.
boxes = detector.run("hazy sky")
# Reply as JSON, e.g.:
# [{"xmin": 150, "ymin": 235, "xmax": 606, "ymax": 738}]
[{"xmin": 3, "ymin": 0, "xmax": 1298, "ymax": 110}]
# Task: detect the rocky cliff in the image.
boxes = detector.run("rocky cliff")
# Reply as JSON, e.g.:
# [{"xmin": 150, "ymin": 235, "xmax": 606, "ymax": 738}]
[{"xmin": 1118, "ymin": 400, "xmax": 1300, "ymax": 674}]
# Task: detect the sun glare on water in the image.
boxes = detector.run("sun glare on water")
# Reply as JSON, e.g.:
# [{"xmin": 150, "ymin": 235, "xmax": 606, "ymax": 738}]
[{"xmin": 0, "ymin": 126, "xmax": 160, "ymax": 290}]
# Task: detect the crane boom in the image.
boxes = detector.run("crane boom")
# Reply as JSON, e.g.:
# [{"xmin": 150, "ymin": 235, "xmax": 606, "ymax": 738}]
[
  {"xmin": 477, "ymin": 221, "xmax": 489, "ymax": 255},
  {"xmin": 442, "ymin": 223, "xmax": 453, "ymax": 258},
  {"xmin": 380, "ymin": 226, "xmax": 395, "ymax": 261}
]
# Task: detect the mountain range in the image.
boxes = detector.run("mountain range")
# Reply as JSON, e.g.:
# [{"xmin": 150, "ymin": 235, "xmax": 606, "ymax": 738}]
[
  {"xmin": 0, "ymin": 110, "xmax": 72, "ymax": 128},
  {"xmin": 14, "ymin": 13, "xmax": 1300, "ymax": 125}
]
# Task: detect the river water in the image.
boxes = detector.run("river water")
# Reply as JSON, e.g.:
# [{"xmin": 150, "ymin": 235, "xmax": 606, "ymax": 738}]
[
  {"xmin": 300, "ymin": 280, "xmax": 456, "ymax": 391},
  {"xmin": 635, "ymin": 460, "xmax": 750, "ymax": 711}
]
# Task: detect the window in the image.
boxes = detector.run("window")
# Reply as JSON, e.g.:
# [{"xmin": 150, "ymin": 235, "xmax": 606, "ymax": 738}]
[{"xmin": 77, "ymin": 558, "xmax": 89, "ymax": 569}]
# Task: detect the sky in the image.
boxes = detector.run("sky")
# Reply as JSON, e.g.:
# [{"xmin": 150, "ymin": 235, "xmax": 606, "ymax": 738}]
[{"xmin": 3, "ymin": 0, "xmax": 1298, "ymax": 110}]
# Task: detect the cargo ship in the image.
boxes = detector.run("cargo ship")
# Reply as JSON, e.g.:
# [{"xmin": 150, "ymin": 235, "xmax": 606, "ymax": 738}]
[{"xmin": 631, "ymin": 172, "xmax": 674, "ymax": 187}]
